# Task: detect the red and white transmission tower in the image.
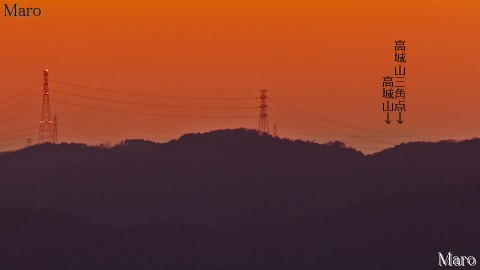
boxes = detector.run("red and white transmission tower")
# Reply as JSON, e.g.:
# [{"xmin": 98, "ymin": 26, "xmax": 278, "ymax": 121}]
[
  {"xmin": 257, "ymin": 89, "xmax": 270, "ymax": 134},
  {"xmin": 38, "ymin": 69, "xmax": 54, "ymax": 143},
  {"xmin": 52, "ymin": 115, "xmax": 58, "ymax": 144}
]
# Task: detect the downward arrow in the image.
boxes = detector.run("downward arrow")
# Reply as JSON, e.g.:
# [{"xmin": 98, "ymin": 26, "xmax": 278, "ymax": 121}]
[
  {"xmin": 397, "ymin": 112, "xmax": 403, "ymax": 124},
  {"xmin": 385, "ymin": 112, "xmax": 391, "ymax": 124}
]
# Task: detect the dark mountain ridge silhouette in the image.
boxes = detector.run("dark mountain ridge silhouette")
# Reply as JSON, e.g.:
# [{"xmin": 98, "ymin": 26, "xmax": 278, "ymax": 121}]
[
  {"xmin": 0, "ymin": 128, "xmax": 479, "ymax": 269},
  {"xmin": 0, "ymin": 129, "xmax": 367, "ymax": 228}
]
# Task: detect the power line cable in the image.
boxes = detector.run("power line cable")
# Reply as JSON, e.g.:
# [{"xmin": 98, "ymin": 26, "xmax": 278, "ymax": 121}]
[
  {"xmin": 51, "ymin": 80, "xmax": 259, "ymax": 100},
  {"xmin": 53, "ymin": 100, "xmax": 258, "ymax": 119},
  {"xmin": 53, "ymin": 89, "xmax": 258, "ymax": 110},
  {"xmin": 0, "ymin": 81, "xmax": 41, "ymax": 106},
  {"xmin": 62, "ymin": 123, "xmax": 183, "ymax": 134}
]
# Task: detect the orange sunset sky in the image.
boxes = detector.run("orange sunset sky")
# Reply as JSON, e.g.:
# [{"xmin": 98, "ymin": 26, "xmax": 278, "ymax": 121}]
[{"xmin": 1, "ymin": 0, "xmax": 479, "ymax": 153}]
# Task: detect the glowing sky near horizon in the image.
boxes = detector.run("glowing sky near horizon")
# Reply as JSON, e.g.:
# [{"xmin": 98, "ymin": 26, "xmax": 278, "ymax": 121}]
[{"xmin": 1, "ymin": 0, "xmax": 479, "ymax": 153}]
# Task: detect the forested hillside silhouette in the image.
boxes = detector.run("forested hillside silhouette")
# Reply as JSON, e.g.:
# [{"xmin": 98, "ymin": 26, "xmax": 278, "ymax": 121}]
[{"xmin": 0, "ymin": 128, "xmax": 479, "ymax": 269}]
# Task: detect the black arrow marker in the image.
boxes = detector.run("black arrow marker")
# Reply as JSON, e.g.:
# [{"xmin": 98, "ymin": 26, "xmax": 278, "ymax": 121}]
[
  {"xmin": 385, "ymin": 112, "xmax": 391, "ymax": 124},
  {"xmin": 397, "ymin": 112, "xmax": 403, "ymax": 124}
]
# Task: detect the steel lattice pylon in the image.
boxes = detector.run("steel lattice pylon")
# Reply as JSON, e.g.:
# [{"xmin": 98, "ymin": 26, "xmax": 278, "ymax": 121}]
[
  {"xmin": 258, "ymin": 89, "xmax": 270, "ymax": 134},
  {"xmin": 38, "ymin": 70, "xmax": 54, "ymax": 144}
]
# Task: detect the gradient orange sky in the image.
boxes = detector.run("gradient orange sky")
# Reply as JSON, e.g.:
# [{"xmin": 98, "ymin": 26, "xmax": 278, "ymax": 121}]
[{"xmin": 1, "ymin": 0, "xmax": 479, "ymax": 153}]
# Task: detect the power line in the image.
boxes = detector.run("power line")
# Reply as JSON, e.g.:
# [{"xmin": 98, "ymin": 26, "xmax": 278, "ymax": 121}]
[
  {"xmin": 51, "ymin": 80, "xmax": 259, "ymax": 100},
  {"xmin": 0, "ymin": 127, "xmax": 37, "ymax": 137},
  {"xmin": 271, "ymin": 117, "xmax": 331, "ymax": 141},
  {"xmin": 61, "ymin": 127, "xmax": 169, "ymax": 138},
  {"xmin": 53, "ymin": 89, "xmax": 258, "ymax": 110},
  {"xmin": 270, "ymin": 108, "xmax": 345, "ymax": 134},
  {"xmin": 272, "ymin": 106, "xmax": 480, "ymax": 140},
  {"xmin": 0, "ymin": 90, "xmax": 40, "ymax": 115},
  {"xmin": 0, "ymin": 132, "xmax": 37, "ymax": 142},
  {"xmin": 270, "ymin": 110, "xmax": 395, "ymax": 144},
  {"xmin": 0, "ymin": 81, "xmax": 41, "ymax": 106},
  {"xmin": 53, "ymin": 100, "xmax": 258, "ymax": 119},
  {"xmin": 0, "ymin": 101, "xmax": 39, "ymax": 125},
  {"xmin": 270, "ymin": 98, "xmax": 405, "ymax": 137},
  {"xmin": 62, "ymin": 123, "xmax": 183, "ymax": 135}
]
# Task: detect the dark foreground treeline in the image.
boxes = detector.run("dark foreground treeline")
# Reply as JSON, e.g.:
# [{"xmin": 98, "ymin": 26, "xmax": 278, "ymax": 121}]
[{"xmin": 0, "ymin": 129, "xmax": 479, "ymax": 269}]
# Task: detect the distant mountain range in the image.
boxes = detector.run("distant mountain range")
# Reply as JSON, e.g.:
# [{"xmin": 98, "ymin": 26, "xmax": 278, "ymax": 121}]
[{"xmin": 0, "ymin": 129, "xmax": 478, "ymax": 269}]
